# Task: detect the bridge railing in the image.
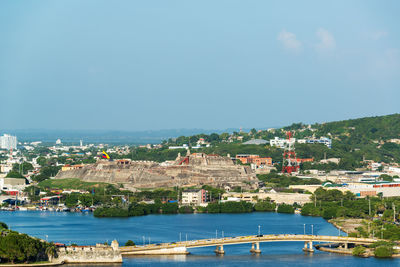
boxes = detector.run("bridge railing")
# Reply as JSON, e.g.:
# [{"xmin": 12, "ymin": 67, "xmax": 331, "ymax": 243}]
[{"xmin": 121, "ymin": 234, "xmax": 378, "ymax": 252}]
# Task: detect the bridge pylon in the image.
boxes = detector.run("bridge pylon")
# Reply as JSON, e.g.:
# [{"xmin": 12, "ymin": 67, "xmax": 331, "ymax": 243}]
[
  {"xmin": 214, "ymin": 245, "xmax": 225, "ymax": 255},
  {"xmin": 302, "ymin": 241, "xmax": 314, "ymax": 253},
  {"xmin": 250, "ymin": 242, "xmax": 261, "ymax": 254}
]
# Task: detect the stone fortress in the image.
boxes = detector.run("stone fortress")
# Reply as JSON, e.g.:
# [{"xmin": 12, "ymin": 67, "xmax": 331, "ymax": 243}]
[
  {"xmin": 55, "ymin": 151, "xmax": 257, "ymax": 190},
  {"xmin": 56, "ymin": 240, "xmax": 122, "ymax": 263}
]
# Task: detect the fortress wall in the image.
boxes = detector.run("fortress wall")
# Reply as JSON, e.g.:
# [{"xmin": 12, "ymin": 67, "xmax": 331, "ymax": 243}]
[
  {"xmin": 55, "ymin": 156, "xmax": 257, "ymax": 189},
  {"xmin": 57, "ymin": 242, "xmax": 122, "ymax": 263}
]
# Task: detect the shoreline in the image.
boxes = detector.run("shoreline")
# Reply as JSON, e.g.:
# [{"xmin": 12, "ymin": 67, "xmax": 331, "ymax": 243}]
[{"xmin": 0, "ymin": 262, "xmax": 63, "ymax": 267}]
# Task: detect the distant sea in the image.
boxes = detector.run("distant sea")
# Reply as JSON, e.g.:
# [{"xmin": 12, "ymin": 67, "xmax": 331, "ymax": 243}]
[{"xmin": 0, "ymin": 127, "xmax": 278, "ymax": 145}]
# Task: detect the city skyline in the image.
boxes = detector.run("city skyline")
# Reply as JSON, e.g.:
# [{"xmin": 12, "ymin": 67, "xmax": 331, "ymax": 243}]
[{"xmin": 1, "ymin": 0, "xmax": 399, "ymax": 131}]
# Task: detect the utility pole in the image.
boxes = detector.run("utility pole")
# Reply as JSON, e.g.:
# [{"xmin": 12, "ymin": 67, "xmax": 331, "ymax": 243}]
[
  {"xmin": 314, "ymin": 194, "xmax": 316, "ymax": 208},
  {"xmin": 393, "ymin": 203, "xmax": 396, "ymax": 222},
  {"xmin": 368, "ymin": 222, "xmax": 370, "ymax": 237},
  {"xmin": 368, "ymin": 198, "xmax": 371, "ymax": 217}
]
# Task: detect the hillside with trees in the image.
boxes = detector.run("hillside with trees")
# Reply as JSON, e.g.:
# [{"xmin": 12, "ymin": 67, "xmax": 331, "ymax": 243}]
[{"xmin": 105, "ymin": 114, "xmax": 400, "ymax": 170}]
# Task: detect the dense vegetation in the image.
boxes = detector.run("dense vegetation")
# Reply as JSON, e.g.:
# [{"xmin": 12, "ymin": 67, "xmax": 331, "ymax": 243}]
[
  {"xmin": 0, "ymin": 222, "xmax": 55, "ymax": 264},
  {"xmin": 352, "ymin": 245, "xmax": 366, "ymax": 257},
  {"xmin": 5, "ymin": 171, "xmax": 26, "ymax": 179},
  {"xmin": 257, "ymin": 172, "xmax": 322, "ymax": 187},
  {"xmin": 94, "ymin": 200, "xmax": 292, "ymax": 217},
  {"xmin": 102, "ymin": 114, "xmax": 400, "ymax": 170},
  {"xmin": 94, "ymin": 201, "xmax": 180, "ymax": 217}
]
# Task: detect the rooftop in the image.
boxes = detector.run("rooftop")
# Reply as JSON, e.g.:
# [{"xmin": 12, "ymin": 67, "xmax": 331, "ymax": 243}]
[{"xmin": 242, "ymin": 139, "xmax": 268, "ymax": 145}]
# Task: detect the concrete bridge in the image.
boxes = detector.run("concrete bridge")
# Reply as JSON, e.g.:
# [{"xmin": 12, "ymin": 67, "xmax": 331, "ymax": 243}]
[{"xmin": 120, "ymin": 234, "xmax": 377, "ymax": 256}]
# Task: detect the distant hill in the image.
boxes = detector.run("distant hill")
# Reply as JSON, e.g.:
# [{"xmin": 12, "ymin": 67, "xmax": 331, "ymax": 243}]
[
  {"xmin": 314, "ymin": 114, "xmax": 400, "ymax": 143},
  {"xmin": 163, "ymin": 113, "xmax": 400, "ymax": 169},
  {"xmin": 0, "ymin": 128, "xmax": 246, "ymax": 145}
]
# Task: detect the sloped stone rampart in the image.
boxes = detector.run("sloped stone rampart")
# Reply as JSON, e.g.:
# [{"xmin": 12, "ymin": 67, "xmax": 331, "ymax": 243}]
[{"xmin": 55, "ymin": 153, "xmax": 256, "ymax": 188}]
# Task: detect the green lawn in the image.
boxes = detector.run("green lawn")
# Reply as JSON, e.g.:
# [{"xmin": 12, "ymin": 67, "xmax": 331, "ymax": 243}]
[{"xmin": 38, "ymin": 178, "xmax": 109, "ymax": 191}]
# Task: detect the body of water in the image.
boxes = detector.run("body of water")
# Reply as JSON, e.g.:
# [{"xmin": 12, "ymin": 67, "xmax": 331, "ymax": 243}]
[{"xmin": 0, "ymin": 211, "xmax": 396, "ymax": 266}]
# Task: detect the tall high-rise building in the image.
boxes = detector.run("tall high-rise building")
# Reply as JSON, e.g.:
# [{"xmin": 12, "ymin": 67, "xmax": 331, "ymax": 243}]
[{"xmin": 0, "ymin": 134, "xmax": 17, "ymax": 150}]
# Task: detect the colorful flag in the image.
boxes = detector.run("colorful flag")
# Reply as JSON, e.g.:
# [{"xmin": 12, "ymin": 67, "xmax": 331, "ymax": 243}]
[{"xmin": 102, "ymin": 151, "xmax": 110, "ymax": 159}]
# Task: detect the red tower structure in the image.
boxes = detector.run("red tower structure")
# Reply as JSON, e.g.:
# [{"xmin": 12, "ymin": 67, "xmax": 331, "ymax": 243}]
[{"xmin": 282, "ymin": 131, "xmax": 299, "ymax": 174}]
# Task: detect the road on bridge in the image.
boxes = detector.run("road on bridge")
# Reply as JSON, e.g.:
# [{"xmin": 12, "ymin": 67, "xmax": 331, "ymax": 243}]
[{"xmin": 120, "ymin": 234, "xmax": 378, "ymax": 255}]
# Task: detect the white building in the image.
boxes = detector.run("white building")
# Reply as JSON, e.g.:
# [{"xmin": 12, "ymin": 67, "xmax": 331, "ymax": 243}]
[
  {"xmin": 388, "ymin": 166, "xmax": 400, "ymax": 174},
  {"xmin": 0, "ymin": 134, "xmax": 17, "ymax": 150},
  {"xmin": 168, "ymin": 144, "xmax": 189, "ymax": 150},
  {"xmin": 181, "ymin": 189, "xmax": 207, "ymax": 206},
  {"xmin": 297, "ymin": 137, "xmax": 332, "ymax": 148},
  {"xmin": 269, "ymin": 137, "xmax": 295, "ymax": 149}
]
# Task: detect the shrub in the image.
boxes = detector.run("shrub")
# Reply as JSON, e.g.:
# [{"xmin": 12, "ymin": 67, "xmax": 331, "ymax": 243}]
[
  {"xmin": 0, "ymin": 232, "xmax": 52, "ymax": 263},
  {"xmin": 178, "ymin": 206, "xmax": 194, "ymax": 214},
  {"xmin": 125, "ymin": 240, "xmax": 135, "ymax": 246},
  {"xmin": 207, "ymin": 203, "xmax": 221, "ymax": 213},
  {"xmin": 348, "ymin": 232, "xmax": 358, "ymax": 238},
  {"xmin": 352, "ymin": 245, "xmax": 366, "ymax": 257},
  {"xmin": 0, "ymin": 222, "xmax": 8, "ymax": 230},
  {"xmin": 369, "ymin": 241, "xmax": 395, "ymax": 249},
  {"xmin": 195, "ymin": 206, "xmax": 207, "ymax": 213},
  {"xmin": 220, "ymin": 201, "xmax": 253, "ymax": 213},
  {"xmin": 254, "ymin": 201, "xmax": 276, "ymax": 212},
  {"xmin": 93, "ymin": 207, "xmax": 129, "ymax": 217},
  {"xmin": 161, "ymin": 203, "xmax": 178, "ymax": 214},
  {"xmin": 322, "ymin": 207, "xmax": 338, "ymax": 219},
  {"xmin": 277, "ymin": 204, "xmax": 294, "ymax": 214},
  {"xmin": 374, "ymin": 246, "xmax": 394, "ymax": 258}
]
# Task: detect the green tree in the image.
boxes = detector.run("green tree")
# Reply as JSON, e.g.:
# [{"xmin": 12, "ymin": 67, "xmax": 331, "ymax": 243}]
[
  {"xmin": 322, "ymin": 207, "xmax": 338, "ymax": 219},
  {"xmin": 254, "ymin": 201, "xmax": 276, "ymax": 212},
  {"xmin": 277, "ymin": 204, "xmax": 294, "ymax": 213},
  {"xmin": 64, "ymin": 193, "xmax": 79, "ymax": 208},
  {"xmin": 5, "ymin": 171, "xmax": 25, "ymax": 179},
  {"xmin": 352, "ymin": 245, "xmax": 366, "ymax": 256},
  {"xmin": 374, "ymin": 245, "xmax": 393, "ymax": 258},
  {"xmin": 178, "ymin": 206, "xmax": 194, "ymax": 214},
  {"xmin": 0, "ymin": 222, "xmax": 8, "ymax": 229},
  {"xmin": 12, "ymin": 162, "xmax": 34, "ymax": 175},
  {"xmin": 161, "ymin": 203, "xmax": 178, "ymax": 214},
  {"xmin": 79, "ymin": 194, "xmax": 94, "ymax": 207},
  {"xmin": 125, "ymin": 240, "xmax": 135, "ymax": 246},
  {"xmin": 207, "ymin": 203, "xmax": 221, "ymax": 213}
]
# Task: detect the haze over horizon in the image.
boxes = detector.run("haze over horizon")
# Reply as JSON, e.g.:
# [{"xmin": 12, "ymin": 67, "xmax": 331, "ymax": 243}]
[{"xmin": 1, "ymin": 1, "xmax": 399, "ymax": 131}]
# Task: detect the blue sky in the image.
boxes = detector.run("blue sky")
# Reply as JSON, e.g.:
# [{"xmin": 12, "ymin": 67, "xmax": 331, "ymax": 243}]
[{"xmin": 1, "ymin": 0, "xmax": 399, "ymax": 131}]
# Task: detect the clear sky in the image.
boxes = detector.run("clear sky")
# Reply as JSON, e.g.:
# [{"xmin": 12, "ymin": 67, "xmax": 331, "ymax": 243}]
[{"xmin": 1, "ymin": 0, "xmax": 399, "ymax": 131}]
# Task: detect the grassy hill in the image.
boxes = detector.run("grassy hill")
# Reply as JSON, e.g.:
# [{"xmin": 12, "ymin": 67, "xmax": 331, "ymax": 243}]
[{"xmin": 38, "ymin": 178, "xmax": 110, "ymax": 191}]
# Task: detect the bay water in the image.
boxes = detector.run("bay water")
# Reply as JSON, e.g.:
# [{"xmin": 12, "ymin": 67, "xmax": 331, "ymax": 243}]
[{"xmin": 0, "ymin": 211, "xmax": 396, "ymax": 266}]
